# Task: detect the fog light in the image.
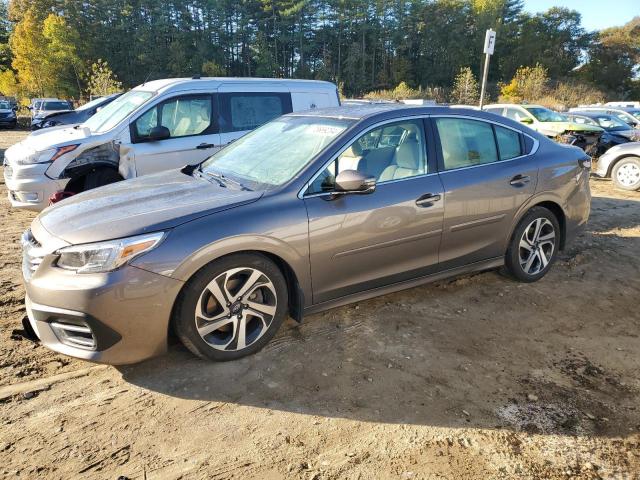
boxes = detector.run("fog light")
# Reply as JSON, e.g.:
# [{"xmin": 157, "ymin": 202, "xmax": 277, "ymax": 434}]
[
  {"xmin": 50, "ymin": 319, "xmax": 96, "ymax": 350},
  {"xmin": 17, "ymin": 191, "xmax": 40, "ymax": 203}
]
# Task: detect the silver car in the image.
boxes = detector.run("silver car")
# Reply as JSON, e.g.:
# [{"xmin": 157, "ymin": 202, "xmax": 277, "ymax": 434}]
[
  {"xmin": 21, "ymin": 105, "xmax": 591, "ymax": 364},
  {"xmin": 592, "ymin": 142, "xmax": 640, "ymax": 191}
]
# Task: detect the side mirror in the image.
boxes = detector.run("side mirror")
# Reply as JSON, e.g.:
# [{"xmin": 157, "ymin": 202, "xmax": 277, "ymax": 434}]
[
  {"xmin": 520, "ymin": 117, "xmax": 533, "ymax": 125},
  {"xmin": 148, "ymin": 126, "xmax": 171, "ymax": 141},
  {"xmin": 334, "ymin": 170, "xmax": 376, "ymax": 195}
]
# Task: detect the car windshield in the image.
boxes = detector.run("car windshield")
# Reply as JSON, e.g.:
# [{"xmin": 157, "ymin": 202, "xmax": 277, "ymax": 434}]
[
  {"xmin": 200, "ymin": 116, "xmax": 353, "ymax": 189},
  {"xmin": 42, "ymin": 101, "xmax": 71, "ymax": 110},
  {"xmin": 84, "ymin": 90, "xmax": 154, "ymax": 134},
  {"xmin": 593, "ymin": 115, "xmax": 629, "ymax": 131},
  {"xmin": 524, "ymin": 107, "xmax": 566, "ymax": 122},
  {"xmin": 0, "ymin": 101, "xmax": 10, "ymax": 109},
  {"xmin": 77, "ymin": 96, "xmax": 111, "ymax": 111}
]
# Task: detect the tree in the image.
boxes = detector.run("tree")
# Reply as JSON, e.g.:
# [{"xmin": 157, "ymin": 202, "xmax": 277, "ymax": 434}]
[
  {"xmin": 450, "ymin": 67, "xmax": 479, "ymax": 104},
  {"xmin": 86, "ymin": 59, "xmax": 122, "ymax": 97},
  {"xmin": 0, "ymin": 1, "xmax": 11, "ymax": 70},
  {"xmin": 500, "ymin": 64, "xmax": 548, "ymax": 103},
  {"xmin": 0, "ymin": 68, "xmax": 19, "ymax": 96},
  {"xmin": 10, "ymin": 8, "xmax": 48, "ymax": 96}
]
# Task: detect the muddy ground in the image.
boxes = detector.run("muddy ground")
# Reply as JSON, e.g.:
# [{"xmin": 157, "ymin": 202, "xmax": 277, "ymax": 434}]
[{"xmin": 0, "ymin": 128, "xmax": 639, "ymax": 479}]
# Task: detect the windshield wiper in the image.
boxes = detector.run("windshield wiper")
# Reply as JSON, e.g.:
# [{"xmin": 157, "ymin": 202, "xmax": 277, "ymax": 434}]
[
  {"xmin": 203, "ymin": 171, "xmax": 227, "ymax": 188},
  {"xmin": 205, "ymin": 172, "xmax": 250, "ymax": 191}
]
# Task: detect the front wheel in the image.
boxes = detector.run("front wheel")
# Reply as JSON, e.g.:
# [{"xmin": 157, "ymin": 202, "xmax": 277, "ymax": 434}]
[
  {"xmin": 612, "ymin": 157, "xmax": 640, "ymax": 191},
  {"xmin": 504, "ymin": 207, "xmax": 560, "ymax": 282},
  {"xmin": 174, "ymin": 253, "xmax": 288, "ymax": 361}
]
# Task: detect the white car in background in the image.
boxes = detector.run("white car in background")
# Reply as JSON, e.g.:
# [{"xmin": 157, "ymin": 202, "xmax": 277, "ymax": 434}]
[{"xmin": 3, "ymin": 77, "xmax": 340, "ymax": 211}]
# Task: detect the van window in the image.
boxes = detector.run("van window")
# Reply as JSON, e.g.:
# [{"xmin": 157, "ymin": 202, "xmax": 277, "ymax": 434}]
[
  {"xmin": 133, "ymin": 95, "xmax": 213, "ymax": 140},
  {"xmin": 219, "ymin": 92, "xmax": 292, "ymax": 133},
  {"xmin": 435, "ymin": 118, "xmax": 498, "ymax": 170}
]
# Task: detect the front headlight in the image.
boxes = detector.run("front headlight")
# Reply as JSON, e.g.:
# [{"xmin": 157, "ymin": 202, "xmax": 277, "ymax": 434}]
[
  {"xmin": 56, "ymin": 232, "xmax": 165, "ymax": 273},
  {"xmin": 16, "ymin": 144, "xmax": 79, "ymax": 165}
]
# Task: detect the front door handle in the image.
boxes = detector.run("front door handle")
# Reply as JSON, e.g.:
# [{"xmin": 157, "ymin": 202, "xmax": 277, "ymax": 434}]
[
  {"xmin": 196, "ymin": 143, "xmax": 216, "ymax": 150},
  {"xmin": 510, "ymin": 174, "xmax": 530, "ymax": 186},
  {"xmin": 415, "ymin": 193, "xmax": 442, "ymax": 207}
]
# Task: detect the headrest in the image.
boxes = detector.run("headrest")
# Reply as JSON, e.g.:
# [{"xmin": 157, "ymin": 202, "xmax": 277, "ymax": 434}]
[
  {"xmin": 346, "ymin": 141, "xmax": 363, "ymax": 157},
  {"xmin": 394, "ymin": 141, "xmax": 421, "ymax": 170}
]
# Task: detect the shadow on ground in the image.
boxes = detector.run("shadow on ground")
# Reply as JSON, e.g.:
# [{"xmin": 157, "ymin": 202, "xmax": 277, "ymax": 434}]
[{"xmin": 119, "ymin": 194, "xmax": 640, "ymax": 438}]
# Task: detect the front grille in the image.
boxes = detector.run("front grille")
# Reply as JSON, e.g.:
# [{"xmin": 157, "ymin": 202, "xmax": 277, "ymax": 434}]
[
  {"xmin": 21, "ymin": 229, "xmax": 45, "ymax": 280},
  {"xmin": 0, "ymin": 112, "xmax": 9, "ymax": 119}
]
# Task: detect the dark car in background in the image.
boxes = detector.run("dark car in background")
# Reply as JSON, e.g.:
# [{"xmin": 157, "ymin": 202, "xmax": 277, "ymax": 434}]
[
  {"xmin": 21, "ymin": 105, "xmax": 591, "ymax": 364},
  {"xmin": 34, "ymin": 93, "xmax": 122, "ymax": 130},
  {"xmin": 30, "ymin": 99, "xmax": 74, "ymax": 130},
  {"xmin": 565, "ymin": 112, "xmax": 640, "ymax": 155},
  {"xmin": 0, "ymin": 100, "xmax": 17, "ymax": 129}
]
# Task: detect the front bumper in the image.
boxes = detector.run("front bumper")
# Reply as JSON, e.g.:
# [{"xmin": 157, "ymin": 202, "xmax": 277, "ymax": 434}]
[
  {"xmin": 25, "ymin": 257, "xmax": 184, "ymax": 365},
  {"xmin": 3, "ymin": 162, "xmax": 67, "ymax": 211}
]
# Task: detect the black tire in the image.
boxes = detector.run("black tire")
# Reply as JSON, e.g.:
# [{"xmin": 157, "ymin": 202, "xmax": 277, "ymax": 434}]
[
  {"xmin": 611, "ymin": 157, "xmax": 640, "ymax": 191},
  {"xmin": 83, "ymin": 168, "xmax": 123, "ymax": 190},
  {"xmin": 173, "ymin": 253, "xmax": 288, "ymax": 361},
  {"xmin": 504, "ymin": 206, "xmax": 560, "ymax": 283}
]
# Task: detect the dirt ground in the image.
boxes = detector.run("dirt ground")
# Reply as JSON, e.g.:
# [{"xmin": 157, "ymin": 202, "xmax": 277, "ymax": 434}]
[{"xmin": 0, "ymin": 128, "xmax": 639, "ymax": 479}]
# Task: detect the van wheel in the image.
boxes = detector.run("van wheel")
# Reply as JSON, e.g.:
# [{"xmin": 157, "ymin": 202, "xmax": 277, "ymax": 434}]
[
  {"xmin": 611, "ymin": 157, "xmax": 640, "ymax": 191},
  {"xmin": 174, "ymin": 253, "xmax": 288, "ymax": 361},
  {"xmin": 504, "ymin": 207, "xmax": 560, "ymax": 282},
  {"xmin": 83, "ymin": 168, "xmax": 122, "ymax": 190}
]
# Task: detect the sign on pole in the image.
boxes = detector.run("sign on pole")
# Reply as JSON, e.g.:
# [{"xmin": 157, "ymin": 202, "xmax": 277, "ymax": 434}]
[
  {"xmin": 483, "ymin": 29, "xmax": 497, "ymax": 55},
  {"xmin": 479, "ymin": 29, "xmax": 496, "ymax": 109}
]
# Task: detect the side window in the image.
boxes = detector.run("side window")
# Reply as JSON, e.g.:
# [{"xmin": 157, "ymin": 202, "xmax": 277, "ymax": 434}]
[
  {"xmin": 495, "ymin": 125, "xmax": 522, "ymax": 160},
  {"xmin": 133, "ymin": 95, "xmax": 212, "ymax": 140},
  {"xmin": 485, "ymin": 107, "xmax": 503, "ymax": 115},
  {"xmin": 307, "ymin": 120, "xmax": 427, "ymax": 194},
  {"xmin": 219, "ymin": 92, "xmax": 293, "ymax": 133},
  {"xmin": 505, "ymin": 107, "xmax": 527, "ymax": 122},
  {"xmin": 435, "ymin": 118, "xmax": 498, "ymax": 170}
]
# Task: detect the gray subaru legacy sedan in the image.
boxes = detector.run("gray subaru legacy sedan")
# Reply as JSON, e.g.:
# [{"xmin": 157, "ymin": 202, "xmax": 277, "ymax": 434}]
[{"xmin": 21, "ymin": 105, "xmax": 591, "ymax": 364}]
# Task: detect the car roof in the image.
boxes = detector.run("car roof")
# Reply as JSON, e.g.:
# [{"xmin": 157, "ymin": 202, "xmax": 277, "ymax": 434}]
[
  {"xmin": 484, "ymin": 103, "xmax": 545, "ymax": 109},
  {"xmin": 569, "ymin": 111, "xmax": 614, "ymax": 118},
  {"xmin": 287, "ymin": 104, "xmax": 509, "ymax": 122},
  {"xmin": 133, "ymin": 77, "xmax": 337, "ymax": 94}
]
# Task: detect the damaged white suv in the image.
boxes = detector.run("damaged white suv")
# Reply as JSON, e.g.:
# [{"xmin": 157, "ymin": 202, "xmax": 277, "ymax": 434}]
[{"xmin": 3, "ymin": 77, "xmax": 339, "ymax": 211}]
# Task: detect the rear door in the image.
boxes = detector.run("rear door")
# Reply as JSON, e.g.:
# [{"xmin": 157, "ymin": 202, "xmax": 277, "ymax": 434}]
[
  {"xmin": 433, "ymin": 116, "xmax": 538, "ymax": 268},
  {"xmin": 217, "ymin": 87, "xmax": 293, "ymax": 147},
  {"xmin": 129, "ymin": 93, "xmax": 220, "ymax": 176}
]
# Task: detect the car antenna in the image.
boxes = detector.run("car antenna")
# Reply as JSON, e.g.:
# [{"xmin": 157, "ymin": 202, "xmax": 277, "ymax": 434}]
[{"xmin": 141, "ymin": 69, "xmax": 154, "ymax": 86}]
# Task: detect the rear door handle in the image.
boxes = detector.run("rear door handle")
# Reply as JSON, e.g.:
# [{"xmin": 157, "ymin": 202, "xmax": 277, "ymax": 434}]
[
  {"xmin": 196, "ymin": 143, "xmax": 216, "ymax": 150},
  {"xmin": 510, "ymin": 174, "xmax": 530, "ymax": 186},
  {"xmin": 415, "ymin": 193, "xmax": 442, "ymax": 207}
]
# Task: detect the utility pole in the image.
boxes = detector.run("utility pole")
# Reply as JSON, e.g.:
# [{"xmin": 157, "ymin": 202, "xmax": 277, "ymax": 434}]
[{"xmin": 479, "ymin": 29, "xmax": 496, "ymax": 109}]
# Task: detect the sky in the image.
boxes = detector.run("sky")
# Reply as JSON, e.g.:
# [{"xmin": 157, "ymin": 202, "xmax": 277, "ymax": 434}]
[{"xmin": 523, "ymin": 0, "xmax": 639, "ymax": 31}]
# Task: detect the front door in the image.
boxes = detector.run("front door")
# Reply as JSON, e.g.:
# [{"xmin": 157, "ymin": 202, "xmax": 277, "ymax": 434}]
[
  {"xmin": 129, "ymin": 93, "xmax": 220, "ymax": 176},
  {"xmin": 304, "ymin": 118, "xmax": 444, "ymax": 304},
  {"xmin": 433, "ymin": 116, "xmax": 538, "ymax": 268}
]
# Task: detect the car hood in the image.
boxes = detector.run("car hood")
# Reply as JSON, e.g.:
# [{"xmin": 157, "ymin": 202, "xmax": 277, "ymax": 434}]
[
  {"xmin": 13, "ymin": 125, "xmax": 94, "ymax": 152},
  {"xmin": 36, "ymin": 169, "xmax": 263, "ymax": 244},
  {"xmin": 538, "ymin": 122, "xmax": 603, "ymax": 136},
  {"xmin": 606, "ymin": 129, "xmax": 640, "ymax": 141},
  {"xmin": 34, "ymin": 109, "xmax": 72, "ymax": 119},
  {"xmin": 0, "ymin": 108, "xmax": 13, "ymax": 114}
]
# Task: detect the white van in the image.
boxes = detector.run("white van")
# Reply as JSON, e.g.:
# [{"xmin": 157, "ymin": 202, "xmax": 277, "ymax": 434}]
[{"xmin": 3, "ymin": 77, "xmax": 340, "ymax": 211}]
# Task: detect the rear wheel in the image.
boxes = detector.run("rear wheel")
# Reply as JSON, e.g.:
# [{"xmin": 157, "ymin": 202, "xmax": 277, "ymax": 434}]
[
  {"xmin": 504, "ymin": 207, "xmax": 560, "ymax": 282},
  {"xmin": 611, "ymin": 157, "xmax": 640, "ymax": 191},
  {"xmin": 174, "ymin": 253, "xmax": 288, "ymax": 361}
]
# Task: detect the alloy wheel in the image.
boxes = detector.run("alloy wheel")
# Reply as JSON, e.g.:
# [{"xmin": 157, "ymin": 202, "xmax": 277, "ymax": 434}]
[
  {"xmin": 194, "ymin": 267, "xmax": 277, "ymax": 351},
  {"xmin": 518, "ymin": 218, "xmax": 556, "ymax": 275},
  {"xmin": 615, "ymin": 162, "xmax": 640, "ymax": 188}
]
